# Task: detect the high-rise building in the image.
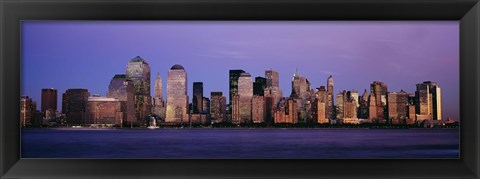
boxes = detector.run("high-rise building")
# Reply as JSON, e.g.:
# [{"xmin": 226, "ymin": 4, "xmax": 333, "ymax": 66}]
[
  {"xmin": 290, "ymin": 69, "xmax": 311, "ymax": 122},
  {"xmin": 41, "ymin": 88, "xmax": 57, "ymax": 119},
  {"xmin": 152, "ymin": 73, "xmax": 166, "ymax": 121},
  {"xmin": 358, "ymin": 89, "xmax": 369, "ymax": 119},
  {"xmin": 253, "ymin": 77, "xmax": 266, "ymax": 96},
  {"xmin": 210, "ymin": 92, "xmax": 226, "ymax": 123},
  {"xmin": 369, "ymin": 81, "xmax": 388, "ymax": 122},
  {"xmin": 231, "ymin": 95, "xmax": 240, "ymax": 124},
  {"xmin": 126, "ymin": 56, "xmax": 151, "ymax": 124},
  {"xmin": 192, "ymin": 82, "xmax": 203, "ymax": 114},
  {"xmin": 166, "ymin": 64, "xmax": 189, "ymax": 123},
  {"xmin": 62, "ymin": 88, "xmax": 90, "ymax": 125},
  {"xmin": 387, "ymin": 90, "xmax": 408, "ymax": 124},
  {"xmin": 252, "ymin": 95, "xmax": 264, "ymax": 123},
  {"xmin": 238, "ymin": 73, "xmax": 253, "ymax": 123},
  {"xmin": 264, "ymin": 69, "xmax": 283, "ymax": 106},
  {"xmin": 86, "ymin": 96, "xmax": 123, "ymax": 126},
  {"xmin": 314, "ymin": 86, "xmax": 328, "ymax": 124},
  {"xmin": 273, "ymin": 97, "xmax": 298, "ymax": 124},
  {"xmin": 20, "ymin": 96, "xmax": 35, "ymax": 127},
  {"xmin": 229, "ymin": 69, "xmax": 246, "ymax": 106},
  {"xmin": 106, "ymin": 74, "xmax": 136, "ymax": 125},
  {"xmin": 336, "ymin": 90, "xmax": 359, "ymax": 124},
  {"xmin": 326, "ymin": 75, "xmax": 335, "ymax": 120},
  {"xmin": 415, "ymin": 81, "xmax": 442, "ymax": 121},
  {"xmin": 202, "ymin": 97, "xmax": 210, "ymax": 114}
]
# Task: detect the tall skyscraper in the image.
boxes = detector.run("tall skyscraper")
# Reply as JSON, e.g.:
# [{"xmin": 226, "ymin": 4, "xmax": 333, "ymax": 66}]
[
  {"xmin": 210, "ymin": 92, "xmax": 226, "ymax": 123},
  {"xmin": 20, "ymin": 96, "xmax": 35, "ymax": 127},
  {"xmin": 415, "ymin": 81, "xmax": 442, "ymax": 121},
  {"xmin": 252, "ymin": 95, "xmax": 264, "ymax": 123},
  {"xmin": 253, "ymin": 77, "xmax": 266, "ymax": 96},
  {"xmin": 166, "ymin": 64, "xmax": 188, "ymax": 123},
  {"xmin": 314, "ymin": 86, "xmax": 328, "ymax": 124},
  {"xmin": 229, "ymin": 69, "xmax": 245, "ymax": 106},
  {"xmin": 106, "ymin": 74, "xmax": 136, "ymax": 125},
  {"xmin": 369, "ymin": 81, "xmax": 388, "ymax": 122},
  {"xmin": 290, "ymin": 69, "xmax": 310, "ymax": 122},
  {"xmin": 388, "ymin": 90, "xmax": 408, "ymax": 124},
  {"xmin": 152, "ymin": 73, "xmax": 166, "ymax": 121},
  {"xmin": 326, "ymin": 75, "xmax": 335, "ymax": 120},
  {"xmin": 192, "ymin": 82, "xmax": 203, "ymax": 114},
  {"xmin": 62, "ymin": 88, "xmax": 90, "ymax": 125},
  {"xmin": 41, "ymin": 88, "xmax": 57, "ymax": 119},
  {"xmin": 264, "ymin": 69, "xmax": 283, "ymax": 105},
  {"xmin": 126, "ymin": 56, "xmax": 151, "ymax": 124},
  {"xmin": 238, "ymin": 73, "xmax": 253, "ymax": 123}
]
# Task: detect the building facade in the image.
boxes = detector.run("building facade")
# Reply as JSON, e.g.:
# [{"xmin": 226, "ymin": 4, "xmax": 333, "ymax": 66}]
[
  {"xmin": 415, "ymin": 81, "xmax": 442, "ymax": 121},
  {"xmin": 86, "ymin": 96, "xmax": 123, "ymax": 126},
  {"xmin": 326, "ymin": 75, "xmax": 335, "ymax": 120},
  {"xmin": 238, "ymin": 73, "xmax": 253, "ymax": 123},
  {"xmin": 229, "ymin": 69, "xmax": 246, "ymax": 106},
  {"xmin": 387, "ymin": 90, "xmax": 408, "ymax": 124},
  {"xmin": 210, "ymin": 92, "xmax": 226, "ymax": 123},
  {"xmin": 106, "ymin": 74, "xmax": 136, "ymax": 125},
  {"xmin": 20, "ymin": 96, "xmax": 35, "ymax": 126},
  {"xmin": 252, "ymin": 95, "xmax": 264, "ymax": 123},
  {"xmin": 41, "ymin": 88, "xmax": 57, "ymax": 119},
  {"xmin": 62, "ymin": 88, "xmax": 90, "ymax": 125},
  {"xmin": 166, "ymin": 64, "xmax": 189, "ymax": 123},
  {"xmin": 192, "ymin": 82, "xmax": 203, "ymax": 114},
  {"xmin": 152, "ymin": 73, "xmax": 166, "ymax": 122},
  {"xmin": 126, "ymin": 56, "xmax": 151, "ymax": 124}
]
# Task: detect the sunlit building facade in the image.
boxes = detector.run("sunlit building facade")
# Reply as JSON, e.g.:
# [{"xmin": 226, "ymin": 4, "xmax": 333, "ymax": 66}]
[
  {"xmin": 126, "ymin": 56, "xmax": 151, "ymax": 124},
  {"xmin": 166, "ymin": 64, "xmax": 189, "ymax": 123}
]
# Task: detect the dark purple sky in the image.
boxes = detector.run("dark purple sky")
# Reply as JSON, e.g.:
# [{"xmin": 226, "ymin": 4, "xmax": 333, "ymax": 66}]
[{"xmin": 21, "ymin": 21, "xmax": 459, "ymax": 120}]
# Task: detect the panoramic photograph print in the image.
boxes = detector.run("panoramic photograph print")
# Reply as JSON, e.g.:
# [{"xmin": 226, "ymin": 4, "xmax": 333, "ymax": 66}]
[{"xmin": 20, "ymin": 21, "xmax": 459, "ymax": 158}]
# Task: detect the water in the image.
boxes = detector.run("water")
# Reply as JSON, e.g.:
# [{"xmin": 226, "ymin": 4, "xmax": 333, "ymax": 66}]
[{"xmin": 21, "ymin": 128, "xmax": 459, "ymax": 158}]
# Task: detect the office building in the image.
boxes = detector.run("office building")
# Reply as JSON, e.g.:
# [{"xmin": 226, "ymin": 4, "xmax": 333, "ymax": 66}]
[{"xmin": 166, "ymin": 64, "xmax": 189, "ymax": 123}]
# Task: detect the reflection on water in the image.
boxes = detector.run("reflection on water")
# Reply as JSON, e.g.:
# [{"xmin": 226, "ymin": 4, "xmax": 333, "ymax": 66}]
[{"xmin": 21, "ymin": 128, "xmax": 459, "ymax": 158}]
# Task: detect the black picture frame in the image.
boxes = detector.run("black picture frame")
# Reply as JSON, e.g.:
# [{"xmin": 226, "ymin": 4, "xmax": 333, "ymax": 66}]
[{"xmin": 1, "ymin": 0, "xmax": 479, "ymax": 178}]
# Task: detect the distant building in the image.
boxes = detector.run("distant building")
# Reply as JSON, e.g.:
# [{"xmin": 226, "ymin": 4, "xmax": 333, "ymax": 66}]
[
  {"xmin": 253, "ymin": 76, "xmax": 266, "ymax": 96},
  {"xmin": 20, "ymin": 96, "xmax": 35, "ymax": 126},
  {"xmin": 86, "ymin": 96, "xmax": 123, "ymax": 126},
  {"xmin": 336, "ymin": 90, "xmax": 358, "ymax": 122},
  {"xmin": 415, "ymin": 81, "xmax": 442, "ymax": 121},
  {"xmin": 192, "ymin": 82, "xmax": 203, "ymax": 114},
  {"xmin": 313, "ymin": 86, "xmax": 328, "ymax": 124},
  {"xmin": 106, "ymin": 74, "xmax": 136, "ymax": 125},
  {"xmin": 252, "ymin": 95, "xmax": 264, "ymax": 123},
  {"xmin": 126, "ymin": 56, "xmax": 151, "ymax": 124},
  {"xmin": 202, "ymin": 97, "xmax": 210, "ymax": 114},
  {"xmin": 274, "ymin": 97, "xmax": 298, "ymax": 124},
  {"xmin": 387, "ymin": 90, "xmax": 408, "ymax": 124},
  {"xmin": 166, "ymin": 64, "xmax": 189, "ymax": 123},
  {"xmin": 41, "ymin": 88, "xmax": 57, "ymax": 119},
  {"xmin": 264, "ymin": 69, "xmax": 282, "ymax": 106},
  {"xmin": 152, "ymin": 73, "xmax": 166, "ymax": 122},
  {"xmin": 326, "ymin": 75, "xmax": 335, "ymax": 120},
  {"xmin": 210, "ymin": 92, "xmax": 226, "ymax": 123},
  {"xmin": 358, "ymin": 89, "xmax": 369, "ymax": 119},
  {"xmin": 229, "ymin": 69, "xmax": 246, "ymax": 106},
  {"xmin": 62, "ymin": 89, "xmax": 90, "ymax": 125},
  {"xmin": 238, "ymin": 73, "xmax": 253, "ymax": 123},
  {"xmin": 231, "ymin": 95, "xmax": 240, "ymax": 124},
  {"xmin": 368, "ymin": 81, "xmax": 388, "ymax": 123},
  {"xmin": 290, "ymin": 69, "xmax": 312, "ymax": 122}
]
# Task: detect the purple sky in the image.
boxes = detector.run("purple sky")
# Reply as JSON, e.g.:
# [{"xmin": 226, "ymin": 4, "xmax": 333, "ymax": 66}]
[{"xmin": 21, "ymin": 21, "xmax": 459, "ymax": 120}]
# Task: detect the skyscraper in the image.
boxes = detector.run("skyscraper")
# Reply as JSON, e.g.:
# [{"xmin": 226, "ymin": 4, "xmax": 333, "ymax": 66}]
[
  {"xmin": 264, "ymin": 69, "xmax": 283, "ymax": 105},
  {"xmin": 326, "ymin": 75, "xmax": 335, "ymax": 120},
  {"xmin": 152, "ymin": 73, "xmax": 166, "ymax": 121},
  {"xmin": 20, "ymin": 96, "xmax": 35, "ymax": 127},
  {"xmin": 106, "ymin": 74, "xmax": 136, "ymax": 125},
  {"xmin": 358, "ymin": 89, "xmax": 369, "ymax": 119},
  {"xmin": 202, "ymin": 97, "xmax": 210, "ymax": 114},
  {"xmin": 126, "ymin": 56, "xmax": 151, "ymax": 124},
  {"xmin": 253, "ymin": 77, "xmax": 266, "ymax": 96},
  {"xmin": 238, "ymin": 73, "xmax": 253, "ymax": 123},
  {"xmin": 369, "ymin": 81, "xmax": 388, "ymax": 122},
  {"xmin": 192, "ymin": 82, "xmax": 203, "ymax": 114},
  {"xmin": 41, "ymin": 88, "xmax": 57, "ymax": 119},
  {"xmin": 229, "ymin": 69, "xmax": 246, "ymax": 106},
  {"xmin": 252, "ymin": 95, "xmax": 264, "ymax": 123},
  {"xmin": 314, "ymin": 86, "xmax": 328, "ymax": 124},
  {"xmin": 415, "ymin": 81, "xmax": 442, "ymax": 121},
  {"xmin": 62, "ymin": 88, "xmax": 90, "ymax": 125},
  {"xmin": 387, "ymin": 90, "xmax": 408, "ymax": 124},
  {"xmin": 210, "ymin": 92, "xmax": 226, "ymax": 123},
  {"xmin": 166, "ymin": 64, "xmax": 188, "ymax": 123}
]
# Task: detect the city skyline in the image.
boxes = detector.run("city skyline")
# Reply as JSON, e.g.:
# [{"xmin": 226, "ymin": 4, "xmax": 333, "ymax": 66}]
[{"xmin": 21, "ymin": 21, "xmax": 459, "ymax": 119}]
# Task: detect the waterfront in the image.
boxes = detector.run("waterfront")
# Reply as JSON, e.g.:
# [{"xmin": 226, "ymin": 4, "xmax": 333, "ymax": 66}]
[{"xmin": 21, "ymin": 128, "xmax": 459, "ymax": 158}]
